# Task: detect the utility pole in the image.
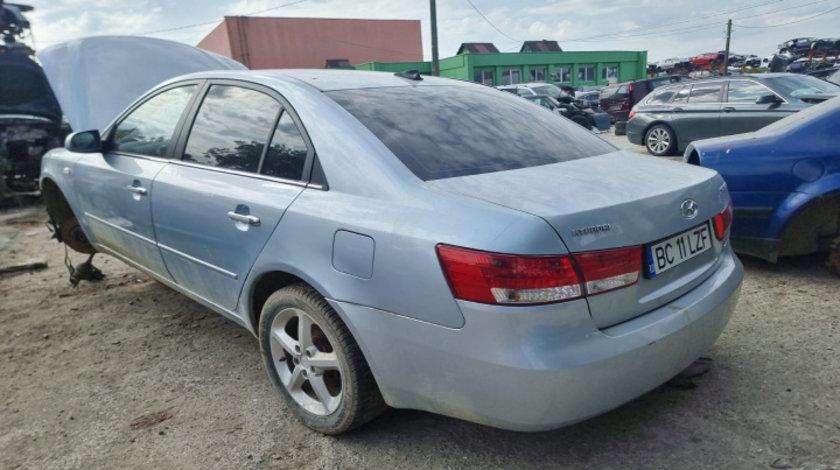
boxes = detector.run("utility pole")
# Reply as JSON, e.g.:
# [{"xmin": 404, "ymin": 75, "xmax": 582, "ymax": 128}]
[
  {"xmin": 430, "ymin": 0, "xmax": 440, "ymax": 76},
  {"xmin": 722, "ymin": 18, "xmax": 732, "ymax": 76}
]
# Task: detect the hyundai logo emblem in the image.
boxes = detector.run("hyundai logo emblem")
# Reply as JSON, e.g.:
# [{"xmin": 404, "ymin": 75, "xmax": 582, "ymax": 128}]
[{"xmin": 680, "ymin": 199, "xmax": 699, "ymax": 219}]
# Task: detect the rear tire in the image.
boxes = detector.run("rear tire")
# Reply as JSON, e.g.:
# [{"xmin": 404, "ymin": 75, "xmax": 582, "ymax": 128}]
[
  {"xmin": 259, "ymin": 283, "xmax": 386, "ymax": 434},
  {"xmin": 614, "ymin": 120, "xmax": 627, "ymax": 136},
  {"xmin": 645, "ymin": 124, "xmax": 676, "ymax": 156}
]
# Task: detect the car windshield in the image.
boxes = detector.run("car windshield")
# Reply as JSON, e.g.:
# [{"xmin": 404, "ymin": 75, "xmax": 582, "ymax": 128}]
[
  {"xmin": 529, "ymin": 84, "xmax": 565, "ymax": 99},
  {"xmin": 765, "ymin": 75, "xmax": 840, "ymax": 98},
  {"xmin": 327, "ymin": 85, "xmax": 616, "ymax": 181}
]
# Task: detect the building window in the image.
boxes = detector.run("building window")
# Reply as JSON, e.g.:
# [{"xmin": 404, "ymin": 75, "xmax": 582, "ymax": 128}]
[
  {"xmin": 578, "ymin": 65, "xmax": 595, "ymax": 82},
  {"xmin": 553, "ymin": 66, "xmax": 571, "ymax": 83},
  {"xmin": 502, "ymin": 69, "xmax": 522, "ymax": 85},
  {"xmin": 473, "ymin": 69, "xmax": 494, "ymax": 86},
  {"xmin": 530, "ymin": 67, "xmax": 546, "ymax": 82},
  {"xmin": 602, "ymin": 65, "xmax": 619, "ymax": 83}
]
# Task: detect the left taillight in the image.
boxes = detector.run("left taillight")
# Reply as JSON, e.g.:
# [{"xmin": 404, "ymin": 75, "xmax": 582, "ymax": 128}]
[
  {"xmin": 712, "ymin": 199, "xmax": 733, "ymax": 241},
  {"xmin": 436, "ymin": 244, "xmax": 641, "ymax": 306},
  {"xmin": 628, "ymin": 110, "xmax": 636, "ymax": 119}
]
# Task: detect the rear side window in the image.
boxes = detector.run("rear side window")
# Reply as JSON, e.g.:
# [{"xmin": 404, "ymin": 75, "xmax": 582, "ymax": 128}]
[
  {"xmin": 261, "ymin": 111, "xmax": 308, "ymax": 180},
  {"xmin": 183, "ymin": 85, "xmax": 280, "ymax": 172},
  {"xmin": 616, "ymin": 85, "xmax": 629, "ymax": 97},
  {"xmin": 327, "ymin": 86, "xmax": 616, "ymax": 181},
  {"xmin": 646, "ymin": 88, "xmax": 677, "ymax": 104},
  {"xmin": 688, "ymin": 82, "xmax": 724, "ymax": 103},
  {"xmin": 113, "ymin": 85, "xmax": 196, "ymax": 157},
  {"xmin": 727, "ymin": 80, "xmax": 775, "ymax": 103},
  {"xmin": 600, "ymin": 87, "xmax": 617, "ymax": 99}
]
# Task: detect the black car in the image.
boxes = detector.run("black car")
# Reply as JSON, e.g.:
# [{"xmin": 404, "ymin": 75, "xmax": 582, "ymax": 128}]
[
  {"xmin": 1, "ymin": 51, "xmax": 67, "ymax": 195},
  {"xmin": 599, "ymin": 75, "xmax": 689, "ymax": 134}
]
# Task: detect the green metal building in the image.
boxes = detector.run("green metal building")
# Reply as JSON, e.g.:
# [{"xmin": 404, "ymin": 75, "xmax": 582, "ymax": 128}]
[{"xmin": 355, "ymin": 41, "xmax": 647, "ymax": 88}]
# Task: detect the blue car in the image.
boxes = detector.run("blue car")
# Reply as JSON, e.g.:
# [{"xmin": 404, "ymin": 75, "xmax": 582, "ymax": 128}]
[
  {"xmin": 38, "ymin": 36, "xmax": 743, "ymax": 434},
  {"xmin": 684, "ymin": 96, "xmax": 840, "ymax": 262}
]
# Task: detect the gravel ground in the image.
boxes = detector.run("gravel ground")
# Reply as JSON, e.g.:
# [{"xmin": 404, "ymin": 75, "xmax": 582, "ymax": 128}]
[{"xmin": 1, "ymin": 159, "xmax": 839, "ymax": 469}]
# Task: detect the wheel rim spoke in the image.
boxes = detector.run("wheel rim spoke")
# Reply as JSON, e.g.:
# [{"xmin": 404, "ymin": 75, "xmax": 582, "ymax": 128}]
[
  {"xmin": 309, "ymin": 375, "xmax": 338, "ymax": 413},
  {"xmin": 308, "ymin": 351, "xmax": 339, "ymax": 370},
  {"xmin": 297, "ymin": 314, "xmax": 314, "ymax": 350},
  {"xmin": 270, "ymin": 328, "xmax": 299, "ymax": 356},
  {"xmin": 287, "ymin": 365, "xmax": 306, "ymax": 390}
]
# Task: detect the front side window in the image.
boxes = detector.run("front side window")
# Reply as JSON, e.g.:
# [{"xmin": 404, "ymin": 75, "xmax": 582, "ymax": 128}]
[
  {"xmin": 502, "ymin": 69, "xmax": 522, "ymax": 86},
  {"xmin": 473, "ymin": 69, "xmax": 494, "ymax": 86},
  {"xmin": 688, "ymin": 82, "xmax": 723, "ymax": 103},
  {"xmin": 578, "ymin": 66, "xmax": 595, "ymax": 82},
  {"xmin": 646, "ymin": 88, "xmax": 677, "ymax": 105},
  {"xmin": 553, "ymin": 66, "xmax": 571, "ymax": 83},
  {"xmin": 261, "ymin": 111, "xmax": 308, "ymax": 180},
  {"xmin": 327, "ymin": 86, "xmax": 616, "ymax": 181},
  {"xmin": 530, "ymin": 67, "xmax": 546, "ymax": 82},
  {"xmin": 672, "ymin": 86, "xmax": 690, "ymax": 103},
  {"xmin": 113, "ymin": 85, "xmax": 196, "ymax": 157},
  {"xmin": 183, "ymin": 85, "xmax": 280, "ymax": 172},
  {"xmin": 727, "ymin": 80, "xmax": 775, "ymax": 103}
]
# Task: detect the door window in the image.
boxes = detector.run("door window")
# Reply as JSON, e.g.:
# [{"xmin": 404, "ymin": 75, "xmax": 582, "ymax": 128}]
[
  {"xmin": 726, "ymin": 80, "xmax": 776, "ymax": 102},
  {"xmin": 183, "ymin": 85, "xmax": 280, "ymax": 172},
  {"xmin": 688, "ymin": 82, "xmax": 724, "ymax": 103},
  {"xmin": 261, "ymin": 111, "xmax": 309, "ymax": 181},
  {"xmin": 113, "ymin": 85, "xmax": 196, "ymax": 157}
]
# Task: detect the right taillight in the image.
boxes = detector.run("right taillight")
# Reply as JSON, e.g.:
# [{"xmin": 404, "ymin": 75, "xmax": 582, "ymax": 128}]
[
  {"xmin": 628, "ymin": 110, "xmax": 636, "ymax": 119},
  {"xmin": 436, "ymin": 244, "xmax": 641, "ymax": 306},
  {"xmin": 712, "ymin": 199, "xmax": 733, "ymax": 241}
]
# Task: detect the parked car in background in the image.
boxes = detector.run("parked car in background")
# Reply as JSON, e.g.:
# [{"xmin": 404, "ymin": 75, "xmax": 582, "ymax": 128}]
[
  {"xmin": 497, "ymin": 82, "xmax": 568, "ymax": 99},
  {"xmin": 520, "ymin": 93, "xmax": 610, "ymax": 131},
  {"xmin": 39, "ymin": 36, "xmax": 743, "ymax": 435},
  {"xmin": 599, "ymin": 75, "xmax": 689, "ymax": 134},
  {"xmin": 684, "ymin": 97, "xmax": 840, "ymax": 264},
  {"xmin": 691, "ymin": 52, "xmax": 725, "ymax": 70},
  {"xmin": 778, "ymin": 37, "xmax": 816, "ymax": 55},
  {"xmin": 577, "ymin": 89, "xmax": 602, "ymax": 109},
  {"xmin": 627, "ymin": 73, "xmax": 840, "ymax": 156},
  {"xmin": 0, "ymin": 51, "xmax": 67, "ymax": 195}
]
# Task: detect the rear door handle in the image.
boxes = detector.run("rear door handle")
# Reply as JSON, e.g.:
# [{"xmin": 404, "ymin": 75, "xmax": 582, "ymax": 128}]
[
  {"xmin": 673, "ymin": 107, "xmax": 684, "ymax": 112},
  {"xmin": 125, "ymin": 185, "xmax": 148, "ymax": 196},
  {"xmin": 723, "ymin": 107, "xmax": 736, "ymax": 112},
  {"xmin": 227, "ymin": 211, "xmax": 261, "ymax": 226}
]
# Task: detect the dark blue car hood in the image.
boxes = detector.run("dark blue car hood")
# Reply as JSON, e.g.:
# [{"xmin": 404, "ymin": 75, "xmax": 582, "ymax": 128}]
[{"xmin": 0, "ymin": 53, "xmax": 62, "ymax": 122}]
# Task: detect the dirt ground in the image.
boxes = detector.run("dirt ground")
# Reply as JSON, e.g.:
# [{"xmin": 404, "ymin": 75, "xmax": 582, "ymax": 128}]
[{"xmin": 1, "ymin": 201, "xmax": 838, "ymax": 470}]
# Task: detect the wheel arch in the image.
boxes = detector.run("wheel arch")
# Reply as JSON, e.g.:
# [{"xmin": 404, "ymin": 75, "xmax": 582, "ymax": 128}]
[
  {"xmin": 40, "ymin": 177, "xmax": 76, "ymax": 225},
  {"xmin": 775, "ymin": 190, "xmax": 840, "ymax": 258}
]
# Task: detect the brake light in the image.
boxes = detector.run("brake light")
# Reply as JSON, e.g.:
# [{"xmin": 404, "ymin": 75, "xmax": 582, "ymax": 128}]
[
  {"xmin": 628, "ymin": 110, "xmax": 636, "ymax": 119},
  {"xmin": 629, "ymin": 84, "xmax": 634, "ymax": 92},
  {"xmin": 712, "ymin": 199, "xmax": 733, "ymax": 241},
  {"xmin": 436, "ymin": 245, "xmax": 641, "ymax": 306}
]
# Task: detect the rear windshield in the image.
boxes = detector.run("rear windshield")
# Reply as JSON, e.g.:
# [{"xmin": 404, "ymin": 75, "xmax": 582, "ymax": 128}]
[{"xmin": 327, "ymin": 85, "xmax": 616, "ymax": 181}]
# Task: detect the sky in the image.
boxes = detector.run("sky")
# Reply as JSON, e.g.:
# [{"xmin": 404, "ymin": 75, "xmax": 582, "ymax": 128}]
[{"xmin": 21, "ymin": 0, "xmax": 840, "ymax": 64}]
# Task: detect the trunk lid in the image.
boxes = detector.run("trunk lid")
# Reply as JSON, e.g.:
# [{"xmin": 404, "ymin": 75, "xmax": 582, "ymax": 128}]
[{"xmin": 428, "ymin": 151, "xmax": 730, "ymax": 328}]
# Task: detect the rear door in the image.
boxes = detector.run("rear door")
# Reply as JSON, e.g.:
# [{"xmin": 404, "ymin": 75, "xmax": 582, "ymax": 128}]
[
  {"xmin": 670, "ymin": 80, "xmax": 724, "ymax": 143},
  {"xmin": 152, "ymin": 81, "xmax": 312, "ymax": 311},
  {"xmin": 72, "ymin": 83, "xmax": 199, "ymax": 278},
  {"xmin": 722, "ymin": 79, "xmax": 793, "ymax": 134}
]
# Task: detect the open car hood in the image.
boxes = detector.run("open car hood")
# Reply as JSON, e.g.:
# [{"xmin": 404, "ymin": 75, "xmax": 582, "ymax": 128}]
[
  {"xmin": 0, "ymin": 53, "xmax": 62, "ymax": 122},
  {"xmin": 37, "ymin": 35, "xmax": 246, "ymax": 132}
]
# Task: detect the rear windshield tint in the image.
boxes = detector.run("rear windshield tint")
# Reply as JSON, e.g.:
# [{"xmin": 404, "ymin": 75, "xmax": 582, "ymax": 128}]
[{"xmin": 326, "ymin": 85, "xmax": 616, "ymax": 181}]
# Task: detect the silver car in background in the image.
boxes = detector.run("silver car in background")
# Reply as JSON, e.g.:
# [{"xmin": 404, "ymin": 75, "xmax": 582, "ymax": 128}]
[{"xmin": 39, "ymin": 37, "xmax": 742, "ymax": 434}]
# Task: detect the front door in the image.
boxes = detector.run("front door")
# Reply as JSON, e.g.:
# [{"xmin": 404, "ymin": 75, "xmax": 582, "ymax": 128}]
[
  {"xmin": 73, "ymin": 84, "xmax": 199, "ymax": 278},
  {"xmin": 152, "ymin": 83, "xmax": 311, "ymax": 311}
]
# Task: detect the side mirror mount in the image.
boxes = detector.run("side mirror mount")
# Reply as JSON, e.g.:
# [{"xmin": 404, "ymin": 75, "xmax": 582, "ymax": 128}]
[
  {"xmin": 755, "ymin": 94, "xmax": 782, "ymax": 105},
  {"xmin": 65, "ymin": 130, "xmax": 102, "ymax": 153}
]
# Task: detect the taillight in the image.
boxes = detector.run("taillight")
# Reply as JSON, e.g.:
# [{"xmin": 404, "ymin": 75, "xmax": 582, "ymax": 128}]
[
  {"xmin": 628, "ymin": 110, "xmax": 636, "ymax": 119},
  {"xmin": 712, "ymin": 199, "xmax": 733, "ymax": 241},
  {"xmin": 629, "ymin": 84, "xmax": 634, "ymax": 92},
  {"xmin": 436, "ymin": 245, "xmax": 641, "ymax": 306}
]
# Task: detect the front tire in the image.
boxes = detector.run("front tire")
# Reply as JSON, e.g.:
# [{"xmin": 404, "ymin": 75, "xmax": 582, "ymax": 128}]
[
  {"xmin": 645, "ymin": 124, "xmax": 676, "ymax": 156},
  {"xmin": 259, "ymin": 284, "xmax": 385, "ymax": 434}
]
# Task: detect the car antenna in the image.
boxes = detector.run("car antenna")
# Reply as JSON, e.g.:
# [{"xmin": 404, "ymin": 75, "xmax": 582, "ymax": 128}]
[{"xmin": 394, "ymin": 70, "xmax": 423, "ymax": 81}]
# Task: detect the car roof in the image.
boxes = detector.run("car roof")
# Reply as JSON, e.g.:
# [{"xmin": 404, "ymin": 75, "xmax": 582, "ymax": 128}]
[{"xmin": 173, "ymin": 69, "xmax": 472, "ymax": 92}]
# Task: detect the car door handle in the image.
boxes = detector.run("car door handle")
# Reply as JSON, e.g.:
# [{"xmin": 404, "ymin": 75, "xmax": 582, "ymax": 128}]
[
  {"xmin": 723, "ymin": 107, "xmax": 736, "ymax": 112},
  {"xmin": 673, "ymin": 107, "xmax": 683, "ymax": 112},
  {"xmin": 227, "ymin": 211, "xmax": 261, "ymax": 226},
  {"xmin": 125, "ymin": 185, "xmax": 148, "ymax": 196}
]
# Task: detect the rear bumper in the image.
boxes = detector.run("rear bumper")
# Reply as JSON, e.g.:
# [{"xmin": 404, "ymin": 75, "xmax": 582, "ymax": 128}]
[
  {"xmin": 626, "ymin": 120, "xmax": 645, "ymax": 146},
  {"xmin": 333, "ymin": 248, "xmax": 743, "ymax": 431}
]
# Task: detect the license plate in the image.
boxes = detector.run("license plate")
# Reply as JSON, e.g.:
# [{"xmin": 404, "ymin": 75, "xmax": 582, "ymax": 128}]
[{"xmin": 646, "ymin": 222, "xmax": 712, "ymax": 277}]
